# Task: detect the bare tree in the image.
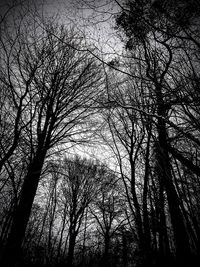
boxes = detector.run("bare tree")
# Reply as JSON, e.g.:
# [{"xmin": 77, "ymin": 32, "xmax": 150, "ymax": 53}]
[
  {"xmin": 114, "ymin": 0, "xmax": 200, "ymax": 265},
  {"xmin": 0, "ymin": 20, "xmax": 101, "ymax": 267},
  {"xmin": 59, "ymin": 156, "xmax": 100, "ymax": 267},
  {"xmin": 90, "ymin": 171, "xmax": 125, "ymax": 267}
]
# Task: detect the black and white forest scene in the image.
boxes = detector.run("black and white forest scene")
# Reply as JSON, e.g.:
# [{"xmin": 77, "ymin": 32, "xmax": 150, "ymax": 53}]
[{"xmin": 0, "ymin": 1, "xmax": 200, "ymax": 266}]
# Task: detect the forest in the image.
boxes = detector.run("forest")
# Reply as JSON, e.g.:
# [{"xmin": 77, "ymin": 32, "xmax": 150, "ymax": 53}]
[{"xmin": 0, "ymin": 0, "xmax": 200, "ymax": 266}]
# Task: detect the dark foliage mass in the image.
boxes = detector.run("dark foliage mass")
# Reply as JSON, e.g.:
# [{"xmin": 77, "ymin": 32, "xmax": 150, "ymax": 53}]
[{"xmin": 0, "ymin": 1, "xmax": 200, "ymax": 267}]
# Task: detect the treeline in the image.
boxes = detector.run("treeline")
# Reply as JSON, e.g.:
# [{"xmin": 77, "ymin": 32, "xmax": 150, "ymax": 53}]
[{"xmin": 0, "ymin": 0, "xmax": 200, "ymax": 267}]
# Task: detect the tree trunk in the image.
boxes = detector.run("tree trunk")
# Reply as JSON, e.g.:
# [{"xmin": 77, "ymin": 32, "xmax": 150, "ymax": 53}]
[
  {"xmin": 0, "ymin": 148, "xmax": 47, "ymax": 267},
  {"xmin": 130, "ymin": 156, "xmax": 144, "ymax": 253},
  {"xmin": 156, "ymin": 85, "xmax": 191, "ymax": 266},
  {"xmin": 142, "ymin": 128, "xmax": 152, "ymax": 264},
  {"xmin": 68, "ymin": 231, "xmax": 76, "ymax": 267},
  {"xmin": 103, "ymin": 233, "xmax": 110, "ymax": 267},
  {"xmin": 157, "ymin": 171, "xmax": 170, "ymax": 264},
  {"xmin": 81, "ymin": 208, "xmax": 88, "ymax": 266},
  {"xmin": 57, "ymin": 203, "xmax": 68, "ymax": 260},
  {"xmin": 122, "ymin": 232, "xmax": 128, "ymax": 267}
]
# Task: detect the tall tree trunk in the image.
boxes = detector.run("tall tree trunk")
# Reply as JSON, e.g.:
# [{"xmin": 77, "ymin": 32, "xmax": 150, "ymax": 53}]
[
  {"xmin": 81, "ymin": 208, "xmax": 88, "ymax": 266},
  {"xmin": 1, "ymin": 148, "xmax": 47, "ymax": 267},
  {"xmin": 130, "ymin": 157, "xmax": 144, "ymax": 253},
  {"xmin": 122, "ymin": 231, "xmax": 128, "ymax": 267},
  {"xmin": 142, "ymin": 128, "xmax": 152, "ymax": 265},
  {"xmin": 57, "ymin": 203, "xmax": 68, "ymax": 260},
  {"xmin": 67, "ymin": 229, "xmax": 76, "ymax": 267},
  {"xmin": 157, "ymin": 167, "xmax": 170, "ymax": 264},
  {"xmin": 156, "ymin": 85, "xmax": 191, "ymax": 266},
  {"xmin": 103, "ymin": 233, "xmax": 110, "ymax": 267}
]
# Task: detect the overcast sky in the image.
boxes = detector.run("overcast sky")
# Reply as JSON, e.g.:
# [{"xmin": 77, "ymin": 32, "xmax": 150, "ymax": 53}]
[
  {"xmin": 47, "ymin": 0, "xmax": 121, "ymax": 55},
  {"xmin": 0, "ymin": 0, "xmax": 122, "ymax": 56}
]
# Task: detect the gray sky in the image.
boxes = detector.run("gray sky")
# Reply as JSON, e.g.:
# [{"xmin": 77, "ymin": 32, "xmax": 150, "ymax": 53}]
[
  {"xmin": 0, "ymin": 0, "xmax": 122, "ymax": 58},
  {"xmin": 46, "ymin": 0, "xmax": 122, "ymax": 55}
]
